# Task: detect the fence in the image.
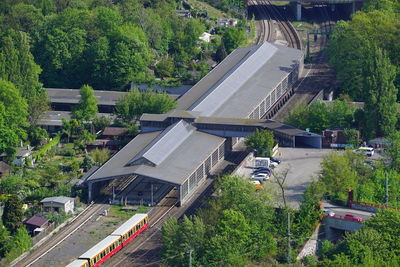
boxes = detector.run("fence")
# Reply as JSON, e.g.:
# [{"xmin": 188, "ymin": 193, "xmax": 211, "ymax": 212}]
[{"xmin": 31, "ymin": 222, "xmax": 56, "ymax": 245}]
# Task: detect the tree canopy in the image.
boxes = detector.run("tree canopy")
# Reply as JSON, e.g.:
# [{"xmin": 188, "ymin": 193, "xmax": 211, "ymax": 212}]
[
  {"xmin": 72, "ymin": 85, "xmax": 98, "ymax": 121},
  {"xmin": 114, "ymin": 88, "xmax": 176, "ymax": 122},
  {"xmin": 245, "ymin": 129, "xmax": 275, "ymax": 157}
]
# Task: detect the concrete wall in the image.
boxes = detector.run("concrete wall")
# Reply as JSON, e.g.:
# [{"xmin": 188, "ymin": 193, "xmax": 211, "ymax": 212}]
[{"xmin": 323, "ymin": 217, "xmax": 362, "ymax": 240}]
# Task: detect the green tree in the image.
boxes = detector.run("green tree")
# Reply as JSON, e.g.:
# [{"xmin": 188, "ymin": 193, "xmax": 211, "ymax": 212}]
[
  {"xmin": 154, "ymin": 56, "xmax": 174, "ymax": 79},
  {"xmin": 28, "ymin": 126, "xmax": 48, "ymax": 146},
  {"xmin": 2, "ymin": 197, "xmax": 24, "ymax": 233},
  {"xmin": 222, "ymin": 27, "xmax": 246, "ymax": 54},
  {"xmin": 89, "ymin": 148, "xmax": 111, "ymax": 166},
  {"xmin": 0, "ymin": 79, "xmax": 28, "ymax": 157},
  {"xmin": 245, "ymin": 129, "xmax": 274, "ymax": 157},
  {"xmin": 387, "ymin": 131, "xmax": 400, "ymax": 171},
  {"xmin": 343, "ymin": 128, "xmax": 359, "ymax": 146},
  {"xmin": 73, "ymin": 85, "xmax": 98, "ymax": 121},
  {"xmin": 0, "ymin": 220, "xmax": 10, "ymax": 257},
  {"xmin": 115, "ymin": 89, "xmax": 176, "ymax": 122},
  {"xmin": 92, "ymin": 115, "xmax": 111, "ymax": 132},
  {"xmin": 5, "ymin": 226, "xmax": 32, "ymax": 262},
  {"xmin": 363, "ymin": 48, "xmax": 398, "ymax": 138}
]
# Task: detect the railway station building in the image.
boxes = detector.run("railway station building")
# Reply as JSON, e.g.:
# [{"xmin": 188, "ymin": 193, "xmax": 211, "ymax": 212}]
[{"xmin": 85, "ymin": 42, "xmax": 322, "ymax": 205}]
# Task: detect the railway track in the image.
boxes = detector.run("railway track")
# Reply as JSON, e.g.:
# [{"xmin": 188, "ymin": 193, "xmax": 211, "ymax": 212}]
[{"xmin": 11, "ymin": 203, "xmax": 109, "ymax": 267}]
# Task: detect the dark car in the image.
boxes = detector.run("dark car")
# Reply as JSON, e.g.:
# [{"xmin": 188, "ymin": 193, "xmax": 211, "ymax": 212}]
[
  {"xmin": 253, "ymin": 168, "xmax": 271, "ymax": 175},
  {"xmin": 344, "ymin": 213, "xmax": 362, "ymax": 222},
  {"xmin": 270, "ymin": 157, "xmax": 281, "ymax": 164}
]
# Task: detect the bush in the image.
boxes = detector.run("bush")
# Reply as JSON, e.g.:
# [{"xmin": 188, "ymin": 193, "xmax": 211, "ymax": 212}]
[
  {"xmin": 33, "ymin": 135, "xmax": 60, "ymax": 161},
  {"xmin": 58, "ymin": 148, "xmax": 76, "ymax": 156}
]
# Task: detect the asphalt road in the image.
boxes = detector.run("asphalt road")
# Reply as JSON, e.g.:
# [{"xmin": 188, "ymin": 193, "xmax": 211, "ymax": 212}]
[{"xmin": 322, "ymin": 201, "xmax": 375, "ymax": 221}]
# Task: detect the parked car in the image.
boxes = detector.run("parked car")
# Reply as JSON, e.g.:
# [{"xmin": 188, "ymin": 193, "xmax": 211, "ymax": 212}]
[
  {"xmin": 270, "ymin": 157, "xmax": 281, "ymax": 164},
  {"xmin": 253, "ymin": 168, "xmax": 271, "ymax": 175},
  {"xmin": 251, "ymin": 173, "xmax": 269, "ymax": 181},
  {"xmin": 322, "ymin": 208, "xmax": 335, "ymax": 217},
  {"xmin": 344, "ymin": 213, "xmax": 362, "ymax": 222}
]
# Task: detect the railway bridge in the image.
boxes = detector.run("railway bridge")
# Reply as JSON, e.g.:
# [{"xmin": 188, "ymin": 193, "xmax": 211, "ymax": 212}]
[{"xmin": 248, "ymin": 0, "xmax": 363, "ymax": 20}]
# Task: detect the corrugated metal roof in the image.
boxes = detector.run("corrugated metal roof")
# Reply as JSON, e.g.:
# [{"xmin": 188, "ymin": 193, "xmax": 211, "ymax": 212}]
[
  {"xmin": 190, "ymin": 43, "xmax": 277, "ymax": 116},
  {"xmin": 177, "ymin": 42, "xmax": 303, "ymax": 119},
  {"xmin": 128, "ymin": 121, "xmax": 195, "ymax": 167},
  {"xmin": 86, "ymin": 121, "xmax": 225, "ymax": 185},
  {"xmin": 111, "ymin": 214, "xmax": 148, "ymax": 236},
  {"xmin": 79, "ymin": 235, "xmax": 120, "ymax": 259},
  {"xmin": 47, "ymin": 88, "xmax": 126, "ymax": 105},
  {"xmin": 24, "ymin": 216, "xmax": 49, "ymax": 227},
  {"xmin": 41, "ymin": 196, "xmax": 73, "ymax": 204}
]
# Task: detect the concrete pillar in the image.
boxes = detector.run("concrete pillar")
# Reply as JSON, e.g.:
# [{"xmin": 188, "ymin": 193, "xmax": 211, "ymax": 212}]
[
  {"xmin": 88, "ymin": 182, "xmax": 93, "ymax": 202},
  {"xmin": 296, "ymin": 2, "xmax": 302, "ymax": 21}
]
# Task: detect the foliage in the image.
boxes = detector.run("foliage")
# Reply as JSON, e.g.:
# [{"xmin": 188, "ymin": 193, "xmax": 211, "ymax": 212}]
[
  {"xmin": 28, "ymin": 126, "xmax": 49, "ymax": 146},
  {"xmin": 343, "ymin": 128, "xmax": 359, "ymax": 146},
  {"xmin": 326, "ymin": 9, "xmax": 400, "ymax": 102},
  {"xmin": 115, "ymin": 88, "xmax": 176, "ymax": 122},
  {"xmin": 221, "ymin": 26, "xmax": 246, "ymax": 54},
  {"xmin": 0, "ymin": 220, "xmax": 10, "ymax": 257},
  {"xmin": 33, "ymin": 135, "xmax": 60, "ymax": 162},
  {"xmin": 285, "ymin": 100, "xmax": 356, "ymax": 133},
  {"xmin": 245, "ymin": 129, "xmax": 274, "ymax": 157},
  {"xmin": 4, "ymin": 226, "xmax": 32, "ymax": 263},
  {"xmin": 81, "ymin": 154, "xmax": 94, "ymax": 172},
  {"xmin": 319, "ymin": 150, "xmax": 369, "ymax": 201},
  {"xmin": 317, "ymin": 209, "xmax": 400, "ymax": 266},
  {"xmin": 362, "ymin": 48, "xmax": 398, "ymax": 138},
  {"xmin": 162, "ymin": 175, "xmax": 278, "ymax": 266},
  {"xmin": 72, "ymin": 85, "xmax": 98, "ymax": 122},
  {"xmin": 154, "ymin": 56, "xmax": 174, "ymax": 79},
  {"xmin": 89, "ymin": 148, "xmax": 111, "ymax": 166},
  {"xmin": 0, "ymin": 79, "xmax": 29, "ymax": 158},
  {"xmin": 2, "ymin": 197, "xmax": 24, "ymax": 233},
  {"xmin": 92, "ymin": 116, "xmax": 111, "ymax": 132},
  {"xmin": 215, "ymin": 41, "xmax": 227, "ymax": 62},
  {"xmin": 387, "ymin": 131, "xmax": 400, "ymax": 171}
]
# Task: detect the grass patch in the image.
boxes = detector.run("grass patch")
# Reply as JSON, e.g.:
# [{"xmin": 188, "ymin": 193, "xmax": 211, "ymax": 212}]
[
  {"xmin": 109, "ymin": 205, "xmax": 150, "ymax": 221},
  {"xmin": 188, "ymin": 0, "xmax": 228, "ymax": 19}
]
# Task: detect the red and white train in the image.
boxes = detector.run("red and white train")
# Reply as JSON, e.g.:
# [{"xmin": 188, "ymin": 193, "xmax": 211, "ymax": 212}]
[{"xmin": 66, "ymin": 213, "xmax": 149, "ymax": 267}]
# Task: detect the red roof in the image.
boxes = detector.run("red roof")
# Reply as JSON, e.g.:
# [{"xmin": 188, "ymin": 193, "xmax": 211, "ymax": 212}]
[{"xmin": 24, "ymin": 216, "xmax": 49, "ymax": 227}]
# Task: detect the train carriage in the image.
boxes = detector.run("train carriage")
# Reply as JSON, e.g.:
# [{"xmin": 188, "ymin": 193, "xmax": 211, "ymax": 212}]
[
  {"xmin": 111, "ymin": 213, "xmax": 149, "ymax": 246},
  {"xmin": 78, "ymin": 235, "xmax": 121, "ymax": 267},
  {"xmin": 65, "ymin": 259, "xmax": 89, "ymax": 267}
]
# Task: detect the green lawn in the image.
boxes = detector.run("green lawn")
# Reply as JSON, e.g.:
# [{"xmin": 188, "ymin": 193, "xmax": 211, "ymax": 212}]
[{"xmin": 188, "ymin": 0, "xmax": 228, "ymax": 19}]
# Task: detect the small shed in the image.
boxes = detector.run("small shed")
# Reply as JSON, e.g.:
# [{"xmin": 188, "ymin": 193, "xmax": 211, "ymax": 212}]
[
  {"xmin": 102, "ymin": 127, "xmax": 128, "ymax": 139},
  {"xmin": 41, "ymin": 196, "xmax": 75, "ymax": 214},
  {"xmin": 0, "ymin": 161, "xmax": 11, "ymax": 177},
  {"xmin": 199, "ymin": 32, "xmax": 212, "ymax": 43},
  {"xmin": 13, "ymin": 146, "xmax": 33, "ymax": 166},
  {"xmin": 23, "ymin": 215, "xmax": 49, "ymax": 235}
]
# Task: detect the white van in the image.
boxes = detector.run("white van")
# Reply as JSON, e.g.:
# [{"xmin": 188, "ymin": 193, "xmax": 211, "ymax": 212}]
[{"xmin": 357, "ymin": 147, "xmax": 374, "ymax": 157}]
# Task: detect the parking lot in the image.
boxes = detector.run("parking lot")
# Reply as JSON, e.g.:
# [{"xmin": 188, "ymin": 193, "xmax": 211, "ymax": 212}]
[{"xmin": 237, "ymin": 147, "xmax": 332, "ymax": 209}]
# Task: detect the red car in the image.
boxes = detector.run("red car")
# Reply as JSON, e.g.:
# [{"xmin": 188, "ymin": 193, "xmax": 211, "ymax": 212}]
[{"xmin": 344, "ymin": 213, "xmax": 363, "ymax": 222}]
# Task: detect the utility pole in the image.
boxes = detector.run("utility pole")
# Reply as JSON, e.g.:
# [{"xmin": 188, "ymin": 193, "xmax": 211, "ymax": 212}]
[
  {"xmin": 287, "ymin": 212, "xmax": 291, "ymax": 264},
  {"xmin": 151, "ymin": 183, "xmax": 154, "ymax": 207},
  {"xmin": 188, "ymin": 249, "xmax": 193, "ymax": 267}
]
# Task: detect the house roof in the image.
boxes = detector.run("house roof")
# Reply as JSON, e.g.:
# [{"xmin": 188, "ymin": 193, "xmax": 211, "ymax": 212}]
[
  {"xmin": 102, "ymin": 127, "xmax": 128, "ymax": 136},
  {"xmin": 24, "ymin": 215, "xmax": 49, "ymax": 227},
  {"xmin": 41, "ymin": 196, "xmax": 74, "ymax": 204},
  {"xmin": 0, "ymin": 161, "xmax": 11, "ymax": 173}
]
